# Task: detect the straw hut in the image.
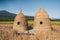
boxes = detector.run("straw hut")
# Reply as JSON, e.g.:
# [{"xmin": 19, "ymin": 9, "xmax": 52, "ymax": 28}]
[
  {"xmin": 33, "ymin": 8, "xmax": 60, "ymax": 40},
  {"xmin": 13, "ymin": 10, "xmax": 28, "ymax": 33}
]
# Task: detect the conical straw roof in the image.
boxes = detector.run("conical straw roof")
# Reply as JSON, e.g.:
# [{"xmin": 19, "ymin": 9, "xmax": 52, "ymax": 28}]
[
  {"xmin": 13, "ymin": 10, "xmax": 28, "ymax": 32},
  {"xmin": 35, "ymin": 8, "xmax": 49, "ymax": 18},
  {"xmin": 15, "ymin": 10, "xmax": 25, "ymax": 20}
]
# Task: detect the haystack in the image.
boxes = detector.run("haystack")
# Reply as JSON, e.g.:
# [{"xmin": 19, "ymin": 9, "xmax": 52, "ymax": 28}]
[
  {"xmin": 34, "ymin": 8, "xmax": 60, "ymax": 40},
  {"xmin": 13, "ymin": 10, "xmax": 28, "ymax": 33},
  {"xmin": 34, "ymin": 8, "xmax": 51, "ymax": 33}
]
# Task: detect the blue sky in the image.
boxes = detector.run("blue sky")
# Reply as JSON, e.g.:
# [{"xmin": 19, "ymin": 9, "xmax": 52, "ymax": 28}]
[{"xmin": 0, "ymin": 0, "xmax": 60, "ymax": 19}]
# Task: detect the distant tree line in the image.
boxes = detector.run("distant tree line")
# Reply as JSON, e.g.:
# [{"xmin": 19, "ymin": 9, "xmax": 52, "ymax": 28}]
[
  {"xmin": 0, "ymin": 15, "xmax": 60, "ymax": 22},
  {"xmin": 50, "ymin": 19, "xmax": 60, "ymax": 21},
  {"xmin": 0, "ymin": 16, "xmax": 15, "ymax": 21},
  {"xmin": 0, "ymin": 16, "xmax": 34, "ymax": 21},
  {"xmin": 26, "ymin": 16, "xmax": 34, "ymax": 21}
]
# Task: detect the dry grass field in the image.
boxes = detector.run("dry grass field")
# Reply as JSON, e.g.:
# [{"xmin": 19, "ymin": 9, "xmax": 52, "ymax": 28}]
[
  {"xmin": 0, "ymin": 21, "xmax": 60, "ymax": 40},
  {"xmin": 0, "ymin": 21, "xmax": 60, "ymax": 25}
]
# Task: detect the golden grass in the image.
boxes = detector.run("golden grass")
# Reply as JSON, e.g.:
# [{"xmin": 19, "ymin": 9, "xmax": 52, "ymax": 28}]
[
  {"xmin": 51, "ymin": 21, "xmax": 60, "ymax": 25},
  {"xmin": 28, "ymin": 21, "xmax": 34, "ymax": 26},
  {"xmin": 0, "ymin": 21, "xmax": 60, "ymax": 40},
  {"xmin": 28, "ymin": 21, "xmax": 60, "ymax": 26},
  {"xmin": 0, "ymin": 21, "xmax": 60, "ymax": 25},
  {"xmin": 0, "ymin": 21, "xmax": 13, "ymax": 24}
]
